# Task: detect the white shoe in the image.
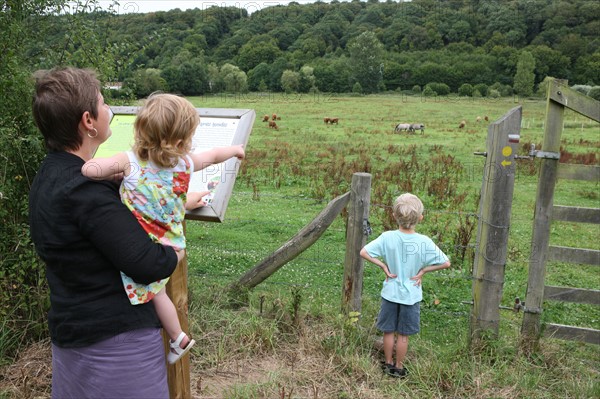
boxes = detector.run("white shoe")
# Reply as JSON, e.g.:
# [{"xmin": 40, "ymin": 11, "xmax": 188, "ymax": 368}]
[{"xmin": 167, "ymin": 332, "xmax": 195, "ymax": 364}]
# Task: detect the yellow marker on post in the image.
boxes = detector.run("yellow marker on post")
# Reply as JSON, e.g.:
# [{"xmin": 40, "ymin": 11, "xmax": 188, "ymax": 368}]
[{"xmin": 502, "ymin": 146, "xmax": 512, "ymax": 167}]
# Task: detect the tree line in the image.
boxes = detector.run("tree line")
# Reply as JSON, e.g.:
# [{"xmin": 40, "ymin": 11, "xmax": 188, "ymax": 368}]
[{"xmin": 24, "ymin": 0, "xmax": 600, "ymax": 98}]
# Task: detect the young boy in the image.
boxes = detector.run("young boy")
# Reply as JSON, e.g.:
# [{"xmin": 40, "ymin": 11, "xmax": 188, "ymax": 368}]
[{"xmin": 360, "ymin": 193, "xmax": 450, "ymax": 378}]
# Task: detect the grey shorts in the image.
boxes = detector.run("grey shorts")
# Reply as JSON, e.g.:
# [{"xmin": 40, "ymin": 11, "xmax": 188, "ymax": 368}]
[{"xmin": 376, "ymin": 297, "xmax": 420, "ymax": 335}]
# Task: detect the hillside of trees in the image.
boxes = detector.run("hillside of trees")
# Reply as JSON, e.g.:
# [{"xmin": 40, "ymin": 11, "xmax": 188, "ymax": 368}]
[{"xmin": 24, "ymin": 0, "xmax": 600, "ymax": 97}]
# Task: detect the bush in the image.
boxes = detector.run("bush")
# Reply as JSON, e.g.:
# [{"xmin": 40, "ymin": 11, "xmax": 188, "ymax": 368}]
[
  {"xmin": 490, "ymin": 82, "xmax": 513, "ymax": 97},
  {"xmin": 489, "ymin": 89, "xmax": 501, "ymax": 98},
  {"xmin": 426, "ymin": 82, "xmax": 450, "ymax": 96},
  {"xmin": 588, "ymin": 87, "xmax": 600, "ymax": 101},
  {"xmin": 458, "ymin": 83, "xmax": 474, "ymax": 96},
  {"xmin": 422, "ymin": 86, "xmax": 436, "ymax": 97},
  {"xmin": 412, "ymin": 85, "xmax": 421, "ymax": 94},
  {"xmin": 0, "ymin": 71, "xmax": 49, "ymax": 361},
  {"xmin": 571, "ymin": 84, "xmax": 592, "ymax": 95},
  {"xmin": 352, "ymin": 82, "xmax": 363, "ymax": 94},
  {"xmin": 537, "ymin": 76, "xmax": 553, "ymax": 97},
  {"xmin": 473, "ymin": 83, "xmax": 488, "ymax": 97}
]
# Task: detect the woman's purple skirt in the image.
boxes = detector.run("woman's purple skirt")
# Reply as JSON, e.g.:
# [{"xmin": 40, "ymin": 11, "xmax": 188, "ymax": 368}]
[{"xmin": 51, "ymin": 328, "xmax": 169, "ymax": 399}]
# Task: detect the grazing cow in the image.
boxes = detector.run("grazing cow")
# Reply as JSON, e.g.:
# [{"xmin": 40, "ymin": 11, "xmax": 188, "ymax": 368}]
[
  {"xmin": 409, "ymin": 123, "xmax": 425, "ymax": 134},
  {"xmin": 459, "ymin": 120, "xmax": 466, "ymax": 129},
  {"xmin": 323, "ymin": 117, "xmax": 330, "ymax": 124},
  {"xmin": 484, "ymin": 115, "xmax": 489, "ymax": 121},
  {"xmin": 329, "ymin": 118, "xmax": 339, "ymax": 124},
  {"xmin": 262, "ymin": 115, "xmax": 269, "ymax": 122},
  {"xmin": 268, "ymin": 120, "xmax": 278, "ymax": 130},
  {"xmin": 476, "ymin": 116, "xmax": 482, "ymax": 122},
  {"xmin": 272, "ymin": 113, "xmax": 278, "ymax": 121},
  {"xmin": 394, "ymin": 123, "xmax": 411, "ymax": 133}
]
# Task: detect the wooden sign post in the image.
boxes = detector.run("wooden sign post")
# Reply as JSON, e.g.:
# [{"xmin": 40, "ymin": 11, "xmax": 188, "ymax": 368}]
[{"xmin": 163, "ymin": 237, "xmax": 191, "ymax": 398}]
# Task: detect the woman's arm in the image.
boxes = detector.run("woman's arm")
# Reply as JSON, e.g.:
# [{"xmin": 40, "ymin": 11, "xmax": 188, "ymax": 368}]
[
  {"xmin": 82, "ymin": 152, "xmax": 130, "ymax": 180},
  {"xmin": 190, "ymin": 144, "xmax": 245, "ymax": 172},
  {"xmin": 71, "ymin": 179, "xmax": 178, "ymax": 284}
]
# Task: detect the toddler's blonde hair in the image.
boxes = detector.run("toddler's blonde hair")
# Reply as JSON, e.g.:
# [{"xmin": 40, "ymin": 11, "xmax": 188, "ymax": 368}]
[
  {"xmin": 393, "ymin": 193, "xmax": 424, "ymax": 229},
  {"xmin": 133, "ymin": 93, "xmax": 199, "ymax": 168}
]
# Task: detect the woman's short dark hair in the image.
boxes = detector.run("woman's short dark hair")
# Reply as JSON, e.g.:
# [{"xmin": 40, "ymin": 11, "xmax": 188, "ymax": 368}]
[{"xmin": 32, "ymin": 67, "xmax": 101, "ymax": 152}]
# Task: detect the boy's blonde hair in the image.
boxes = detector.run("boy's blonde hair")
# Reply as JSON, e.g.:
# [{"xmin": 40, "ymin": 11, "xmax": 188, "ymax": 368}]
[
  {"xmin": 393, "ymin": 193, "xmax": 424, "ymax": 229},
  {"xmin": 133, "ymin": 93, "xmax": 199, "ymax": 168}
]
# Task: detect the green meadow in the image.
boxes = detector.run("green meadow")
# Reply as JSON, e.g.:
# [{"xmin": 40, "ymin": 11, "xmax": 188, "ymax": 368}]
[
  {"xmin": 172, "ymin": 93, "xmax": 598, "ymax": 398},
  {"xmin": 4, "ymin": 93, "xmax": 597, "ymax": 398}
]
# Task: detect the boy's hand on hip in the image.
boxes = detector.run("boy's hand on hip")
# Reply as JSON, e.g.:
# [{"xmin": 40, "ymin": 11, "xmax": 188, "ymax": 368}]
[
  {"xmin": 385, "ymin": 272, "xmax": 397, "ymax": 280},
  {"xmin": 410, "ymin": 273, "xmax": 423, "ymax": 287}
]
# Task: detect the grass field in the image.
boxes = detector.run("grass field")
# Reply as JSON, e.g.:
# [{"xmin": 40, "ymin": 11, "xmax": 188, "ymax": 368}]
[
  {"xmin": 177, "ymin": 93, "xmax": 599, "ymax": 398},
  {"xmin": 2, "ymin": 93, "xmax": 597, "ymax": 398}
]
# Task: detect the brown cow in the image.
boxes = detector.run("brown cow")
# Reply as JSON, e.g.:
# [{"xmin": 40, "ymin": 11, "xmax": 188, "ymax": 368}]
[
  {"xmin": 262, "ymin": 115, "xmax": 269, "ymax": 122},
  {"xmin": 268, "ymin": 120, "xmax": 279, "ymax": 130},
  {"xmin": 459, "ymin": 120, "xmax": 466, "ymax": 129},
  {"xmin": 323, "ymin": 117, "xmax": 330, "ymax": 124}
]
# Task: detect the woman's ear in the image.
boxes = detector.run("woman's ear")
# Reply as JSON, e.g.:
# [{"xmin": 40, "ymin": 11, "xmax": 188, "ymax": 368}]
[{"xmin": 80, "ymin": 111, "xmax": 94, "ymax": 131}]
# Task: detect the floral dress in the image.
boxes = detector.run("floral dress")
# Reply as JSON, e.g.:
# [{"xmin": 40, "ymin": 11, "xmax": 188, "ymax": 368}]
[{"xmin": 119, "ymin": 151, "xmax": 194, "ymax": 305}]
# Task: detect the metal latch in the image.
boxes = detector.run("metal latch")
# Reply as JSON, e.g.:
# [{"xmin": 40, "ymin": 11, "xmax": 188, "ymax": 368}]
[{"xmin": 529, "ymin": 143, "xmax": 560, "ymax": 160}]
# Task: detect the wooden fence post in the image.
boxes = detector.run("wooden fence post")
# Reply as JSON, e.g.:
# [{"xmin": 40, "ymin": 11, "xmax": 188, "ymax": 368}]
[
  {"xmin": 164, "ymin": 221, "xmax": 191, "ymax": 399},
  {"xmin": 341, "ymin": 172, "xmax": 372, "ymax": 314},
  {"xmin": 520, "ymin": 97, "xmax": 563, "ymax": 353},
  {"xmin": 469, "ymin": 106, "xmax": 521, "ymax": 347}
]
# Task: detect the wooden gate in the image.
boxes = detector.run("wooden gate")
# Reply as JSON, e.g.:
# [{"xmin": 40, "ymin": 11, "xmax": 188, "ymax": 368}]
[{"xmin": 520, "ymin": 79, "xmax": 600, "ymax": 352}]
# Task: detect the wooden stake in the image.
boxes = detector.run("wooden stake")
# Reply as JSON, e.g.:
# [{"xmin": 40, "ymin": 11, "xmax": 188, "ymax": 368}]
[
  {"xmin": 341, "ymin": 172, "xmax": 372, "ymax": 314},
  {"xmin": 164, "ymin": 222, "xmax": 191, "ymax": 399}
]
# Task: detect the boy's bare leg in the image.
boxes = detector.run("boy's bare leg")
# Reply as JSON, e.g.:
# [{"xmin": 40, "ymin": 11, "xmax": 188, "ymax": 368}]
[
  {"xmin": 383, "ymin": 332, "xmax": 396, "ymax": 365},
  {"xmin": 395, "ymin": 334, "xmax": 409, "ymax": 369},
  {"xmin": 153, "ymin": 288, "xmax": 190, "ymax": 348}
]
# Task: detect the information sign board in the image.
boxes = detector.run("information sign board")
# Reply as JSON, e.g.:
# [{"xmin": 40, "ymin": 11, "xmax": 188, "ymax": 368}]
[{"xmin": 98, "ymin": 106, "xmax": 255, "ymax": 222}]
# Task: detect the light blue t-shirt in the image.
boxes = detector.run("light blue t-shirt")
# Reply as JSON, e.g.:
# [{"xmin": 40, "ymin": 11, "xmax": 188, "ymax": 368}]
[{"xmin": 364, "ymin": 230, "xmax": 449, "ymax": 305}]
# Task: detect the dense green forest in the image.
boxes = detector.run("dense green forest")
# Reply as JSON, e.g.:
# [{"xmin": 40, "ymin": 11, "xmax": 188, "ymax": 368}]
[{"xmin": 26, "ymin": 0, "xmax": 600, "ymax": 97}]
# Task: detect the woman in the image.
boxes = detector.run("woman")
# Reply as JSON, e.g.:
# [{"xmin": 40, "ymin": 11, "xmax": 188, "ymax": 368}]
[{"xmin": 29, "ymin": 67, "xmax": 181, "ymax": 398}]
